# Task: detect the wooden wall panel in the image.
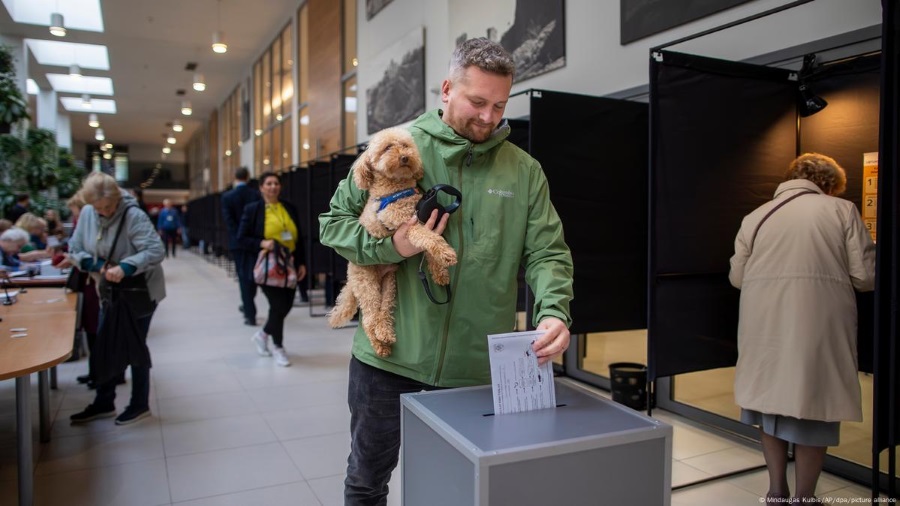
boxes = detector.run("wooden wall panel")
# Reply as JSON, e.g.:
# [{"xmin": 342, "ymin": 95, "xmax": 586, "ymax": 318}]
[
  {"xmin": 208, "ymin": 109, "xmax": 219, "ymax": 191},
  {"xmin": 308, "ymin": 0, "xmax": 342, "ymax": 158}
]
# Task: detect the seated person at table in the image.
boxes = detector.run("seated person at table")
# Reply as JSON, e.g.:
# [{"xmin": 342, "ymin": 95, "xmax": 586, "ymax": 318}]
[
  {"xmin": 15, "ymin": 213, "xmax": 51, "ymax": 255},
  {"xmin": 0, "ymin": 227, "xmax": 48, "ymax": 267},
  {"xmin": 44, "ymin": 209, "xmax": 66, "ymax": 240}
]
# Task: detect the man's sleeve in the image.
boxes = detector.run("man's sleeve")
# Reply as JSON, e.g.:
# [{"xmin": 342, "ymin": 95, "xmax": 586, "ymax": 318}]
[
  {"xmin": 318, "ymin": 169, "xmax": 406, "ymax": 266},
  {"xmin": 521, "ymin": 161, "xmax": 574, "ymax": 328}
]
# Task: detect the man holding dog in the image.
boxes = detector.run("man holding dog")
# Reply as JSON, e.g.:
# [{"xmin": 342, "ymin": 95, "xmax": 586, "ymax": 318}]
[{"xmin": 320, "ymin": 37, "xmax": 574, "ymax": 506}]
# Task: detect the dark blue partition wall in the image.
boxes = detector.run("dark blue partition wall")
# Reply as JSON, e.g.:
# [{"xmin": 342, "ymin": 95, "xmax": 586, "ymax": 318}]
[
  {"xmin": 649, "ymin": 50, "xmax": 883, "ymax": 382},
  {"xmin": 528, "ymin": 90, "xmax": 648, "ymax": 335},
  {"xmin": 648, "ymin": 51, "xmax": 798, "ymax": 380},
  {"xmin": 873, "ymin": 0, "xmax": 900, "ymax": 484}
]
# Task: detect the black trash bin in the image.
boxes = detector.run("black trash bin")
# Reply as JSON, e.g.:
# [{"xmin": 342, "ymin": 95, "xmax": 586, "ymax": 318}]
[{"xmin": 609, "ymin": 362, "xmax": 651, "ymax": 411}]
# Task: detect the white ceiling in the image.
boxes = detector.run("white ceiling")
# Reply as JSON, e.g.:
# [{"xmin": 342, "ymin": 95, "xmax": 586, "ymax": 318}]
[{"xmin": 1, "ymin": 0, "xmax": 300, "ymax": 149}]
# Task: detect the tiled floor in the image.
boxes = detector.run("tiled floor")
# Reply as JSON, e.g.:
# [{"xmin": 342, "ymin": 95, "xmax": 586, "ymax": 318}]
[{"xmin": 0, "ymin": 252, "xmax": 879, "ymax": 505}]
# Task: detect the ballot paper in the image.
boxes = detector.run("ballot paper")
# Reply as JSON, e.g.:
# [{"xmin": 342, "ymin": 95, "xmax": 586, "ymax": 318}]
[{"xmin": 487, "ymin": 330, "xmax": 556, "ymax": 415}]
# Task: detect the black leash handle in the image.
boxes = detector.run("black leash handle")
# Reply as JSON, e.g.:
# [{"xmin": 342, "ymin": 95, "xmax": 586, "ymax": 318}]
[{"xmin": 417, "ymin": 256, "xmax": 451, "ymax": 305}]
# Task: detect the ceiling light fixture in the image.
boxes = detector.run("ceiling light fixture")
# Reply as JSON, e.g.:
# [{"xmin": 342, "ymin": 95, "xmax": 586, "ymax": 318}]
[
  {"xmin": 167, "ymin": 134, "xmax": 177, "ymax": 144},
  {"xmin": 212, "ymin": 0, "xmax": 228, "ymax": 54},
  {"xmin": 49, "ymin": 12, "xmax": 66, "ymax": 37},
  {"xmin": 69, "ymin": 63, "xmax": 82, "ymax": 78},
  {"xmin": 181, "ymin": 100, "xmax": 192, "ymax": 116},
  {"xmin": 797, "ymin": 54, "xmax": 828, "ymax": 118},
  {"xmin": 95, "ymin": 128, "xmax": 105, "ymax": 141},
  {"xmin": 81, "ymin": 94, "xmax": 92, "ymax": 107},
  {"xmin": 172, "ymin": 120, "xmax": 183, "ymax": 132},
  {"xmin": 162, "ymin": 146, "xmax": 172, "ymax": 154},
  {"xmin": 88, "ymin": 113, "xmax": 99, "ymax": 127},
  {"xmin": 193, "ymin": 73, "xmax": 206, "ymax": 91},
  {"xmin": 212, "ymin": 31, "xmax": 227, "ymax": 54}
]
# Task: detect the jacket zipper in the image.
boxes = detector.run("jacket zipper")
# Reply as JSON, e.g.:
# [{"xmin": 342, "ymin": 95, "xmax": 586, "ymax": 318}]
[{"xmin": 433, "ymin": 143, "xmax": 470, "ymax": 384}]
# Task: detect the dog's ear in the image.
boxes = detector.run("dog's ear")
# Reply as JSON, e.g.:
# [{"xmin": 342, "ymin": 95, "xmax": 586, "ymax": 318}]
[{"xmin": 352, "ymin": 152, "xmax": 374, "ymax": 190}]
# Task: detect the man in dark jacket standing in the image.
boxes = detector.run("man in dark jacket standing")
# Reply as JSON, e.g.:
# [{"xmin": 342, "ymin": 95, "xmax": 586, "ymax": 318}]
[
  {"xmin": 7, "ymin": 194, "xmax": 29, "ymax": 223},
  {"xmin": 222, "ymin": 167, "xmax": 262, "ymax": 325}
]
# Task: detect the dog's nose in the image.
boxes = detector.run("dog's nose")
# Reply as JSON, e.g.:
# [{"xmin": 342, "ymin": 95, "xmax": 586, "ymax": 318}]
[{"xmin": 400, "ymin": 155, "xmax": 409, "ymax": 164}]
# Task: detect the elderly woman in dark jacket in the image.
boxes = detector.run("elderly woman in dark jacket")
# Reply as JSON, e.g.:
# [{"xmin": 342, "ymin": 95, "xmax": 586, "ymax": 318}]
[{"xmin": 238, "ymin": 171, "xmax": 307, "ymax": 367}]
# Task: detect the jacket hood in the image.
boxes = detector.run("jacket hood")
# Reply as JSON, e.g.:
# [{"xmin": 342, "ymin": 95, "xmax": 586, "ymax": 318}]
[
  {"xmin": 99, "ymin": 189, "xmax": 140, "ymax": 228},
  {"xmin": 411, "ymin": 109, "xmax": 511, "ymax": 155}
]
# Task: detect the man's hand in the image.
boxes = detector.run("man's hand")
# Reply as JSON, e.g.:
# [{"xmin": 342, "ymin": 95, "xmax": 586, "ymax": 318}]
[
  {"xmin": 260, "ymin": 239, "xmax": 276, "ymax": 251},
  {"xmin": 532, "ymin": 317, "xmax": 570, "ymax": 365},
  {"xmin": 392, "ymin": 209, "xmax": 450, "ymax": 258}
]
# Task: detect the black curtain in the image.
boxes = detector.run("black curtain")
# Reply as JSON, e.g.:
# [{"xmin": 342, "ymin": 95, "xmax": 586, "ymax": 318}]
[
  {"xmin": 648, "ymin": 50, "xmax": 797, "ymax": 380},
  {"xmin": 529, "ymin": 90, "xmax": 648, "ymax": 334},
  {"xmin": 874, "ymin": 0, "xmax": 900, "ymax": 476},
  {"xmin": 329, "ymin": 154, "xmax": 356, "ymax": 286}
]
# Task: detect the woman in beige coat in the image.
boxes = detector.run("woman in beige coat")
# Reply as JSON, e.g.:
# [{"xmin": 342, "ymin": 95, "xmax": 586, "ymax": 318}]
[{"xmin": 729, "ymin": 153, "xmax": 875, "ymax": 504}]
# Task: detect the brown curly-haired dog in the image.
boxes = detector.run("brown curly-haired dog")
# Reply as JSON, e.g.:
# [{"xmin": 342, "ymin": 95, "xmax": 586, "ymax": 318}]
[{"xmin": 328, "ymin": 127, "xmax": 457, "ymax": 357}]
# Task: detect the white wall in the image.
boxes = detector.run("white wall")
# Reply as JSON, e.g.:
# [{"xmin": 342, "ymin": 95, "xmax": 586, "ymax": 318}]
[{"xmin": 356, "ymin": 0, "xmax": 883, "ymax": 139}]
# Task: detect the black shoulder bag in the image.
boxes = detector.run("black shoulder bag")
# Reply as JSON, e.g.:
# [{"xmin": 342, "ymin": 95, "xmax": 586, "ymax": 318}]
[{"xmin": 98, "ymin": 206, "xmax": 156, "ymax": 318}]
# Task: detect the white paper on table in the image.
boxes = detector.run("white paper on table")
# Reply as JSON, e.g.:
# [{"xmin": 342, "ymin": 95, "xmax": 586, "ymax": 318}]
[{"xmin": 487, "ymin": 330, "xmax": 556, "ymax": 415}]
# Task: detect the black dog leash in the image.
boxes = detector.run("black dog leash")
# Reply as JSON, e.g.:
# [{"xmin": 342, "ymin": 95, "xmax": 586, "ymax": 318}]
[
  {"xmin": 414, "ymin": 184, "xmax": 463, "ymax": 304},
  {"xmin": 418, "ymin": 256, "xmax": 451, "ymax": 304}
]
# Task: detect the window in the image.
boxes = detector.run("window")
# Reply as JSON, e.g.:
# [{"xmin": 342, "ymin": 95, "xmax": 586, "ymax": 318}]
[{"xmin": 253, "ymin": 22, "xmax": 293, "ymax": 172}]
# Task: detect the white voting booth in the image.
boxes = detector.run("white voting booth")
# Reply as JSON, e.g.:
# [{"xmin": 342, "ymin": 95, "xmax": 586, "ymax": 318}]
[{"xmin": 400, "ymin": 380, "xmax": 672, "ymax": 505}]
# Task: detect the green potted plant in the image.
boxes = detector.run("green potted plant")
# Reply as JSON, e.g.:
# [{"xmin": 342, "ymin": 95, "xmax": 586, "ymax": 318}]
[
  {"xmin": 0, "ymin": 44, "xmax": 30, "ymax": 134},
  {"xmin": 0, "ymin": 128, "xmax": 85, "ymax": 219}
]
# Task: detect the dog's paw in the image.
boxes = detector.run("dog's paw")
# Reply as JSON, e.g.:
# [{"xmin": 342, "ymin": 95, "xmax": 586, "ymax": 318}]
[
  {"xmin": 374, "ymin": 342, "xmax": 393, "ymax": 357},
  {"xmin": 438, "ymin": 248, "xmax": 457, "ymax": 267},
  {"xmin": 432, "ymin": 267, "xmax": 450, "ymax": 286}
]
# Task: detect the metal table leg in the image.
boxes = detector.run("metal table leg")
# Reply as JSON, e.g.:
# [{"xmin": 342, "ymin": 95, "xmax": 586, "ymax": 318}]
[
  {"xmin": 16, "ymin": 375, "xmax": 33, "ymax": 506},
  {"xmin": 38, "ymin": 370, "xmax": 50, "ymax": 443},
  {"xmin": 50, "ymin": 366, "xmax": 57, "ymax": 389}
]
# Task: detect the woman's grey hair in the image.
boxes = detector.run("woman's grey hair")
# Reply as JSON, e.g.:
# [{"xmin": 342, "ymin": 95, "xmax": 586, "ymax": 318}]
[
  {"xmin": 0, "ymin": 227, "xmax": 30, "ymax": 245},
  {"xmin": 785, "ymin": 153, "xmax": 847, "ymax": 196},
  {"xmin": 80, "ymin": 171, "xmax": 123, "ymax": 205},
  {"xmin": 449, "ymin": 37, "xmax": 516, "ymax": 81}
]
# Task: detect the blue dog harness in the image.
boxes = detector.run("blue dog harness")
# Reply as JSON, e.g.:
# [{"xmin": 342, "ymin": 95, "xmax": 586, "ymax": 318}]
[{"xmin": 377, "ymin": 188, "xmax": 417, "ymax": 211}]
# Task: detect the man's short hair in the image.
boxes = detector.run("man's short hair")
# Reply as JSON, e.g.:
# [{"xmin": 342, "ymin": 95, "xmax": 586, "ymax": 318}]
[
  {"xmin": 234, "ymin": 167, "xmax": 250, "ymax": 181},
  {"xmin": 15, "ymin": 194, "xmax": 29, "ymax": 204},
  {"xmin": 449, "ymin": 38, "xmax": 516, "ymax": 81}
]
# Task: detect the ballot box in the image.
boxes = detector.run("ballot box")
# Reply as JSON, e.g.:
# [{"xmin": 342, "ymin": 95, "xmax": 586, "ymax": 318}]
[{"xmin": 400, "ymin": 380, "xmax": 672, "ymax": 506}]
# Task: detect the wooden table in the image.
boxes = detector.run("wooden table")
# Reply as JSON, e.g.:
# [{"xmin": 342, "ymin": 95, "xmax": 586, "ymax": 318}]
[
  {"xmin": 0, "ymin": 289, "xmax": 77, "ymax": 506},
  {"xmin": 5, "ymin": 275, "xmax": 68, "ymax": 288}
]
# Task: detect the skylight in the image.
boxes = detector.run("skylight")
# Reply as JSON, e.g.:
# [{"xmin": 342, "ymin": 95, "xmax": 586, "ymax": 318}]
[
  {"xmin": 60, "ymin": 97, "xmax": 116, "ymax": 114},
  {"xmin": 26, "ymin": 79, "xmax": 39, "ymax": 95},
  {"xmin": 1, "ymin": 0, "xmax": 104, "ymax": 33},
  {"xmin": 47, "ymin": 74, "xmax": 114, "ymax": 95},
  {"xmin": 25, "ymin": 39, "xmax": 110, "ymax": 70}
]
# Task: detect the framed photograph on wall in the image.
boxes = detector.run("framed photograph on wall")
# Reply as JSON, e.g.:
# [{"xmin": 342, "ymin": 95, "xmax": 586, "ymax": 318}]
[
  {"xmin": 620, "ymin": 0, "xmax": 755, "ymax": 44},
  {"xmin": 365, "ymin": 27, "xmax": 426, "ymax": 135},
  {"xmin": 366, "ymin": 0, "xmax": 395, "ymax": 21},
  {"xmin": 449, "ymin": 0, "xmax": 566, "ymax": 84}
]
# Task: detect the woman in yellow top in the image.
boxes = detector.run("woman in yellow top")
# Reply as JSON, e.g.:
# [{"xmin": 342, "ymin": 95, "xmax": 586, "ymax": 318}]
[{"xmin": 238, "ymin": 172, "xmax": 307, "ymax": 366}]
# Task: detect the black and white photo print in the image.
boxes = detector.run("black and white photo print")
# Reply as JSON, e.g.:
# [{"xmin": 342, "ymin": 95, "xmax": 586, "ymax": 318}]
[
  {"xmin": 449, "ymin": 0, "xmax": 566, "ymax": 83},
  {"xmin": 365, "ymin": 0, "xmax": 395, "ymax": 21},
  {"xmin": 365, "ymin": 27, "xmax": 426, "ymax": 134}
]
